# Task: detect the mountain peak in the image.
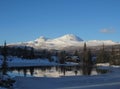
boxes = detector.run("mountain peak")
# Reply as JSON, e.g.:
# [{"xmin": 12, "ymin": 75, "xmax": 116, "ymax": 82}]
[
  {"xmin": 35, "ymin": 36, "xmax": 48, "ymax": 42},
  {"xmin": 8, "ymin": 34, "xmax": 118, "ymax": 50},
  {"xmin": 55, "ymin": 34, "xmax": 83, "ymax": 41}
]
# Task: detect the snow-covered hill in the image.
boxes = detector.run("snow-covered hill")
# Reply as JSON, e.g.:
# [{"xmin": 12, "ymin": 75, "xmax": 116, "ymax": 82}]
[
  {"xmin": 54, "ymin": 34, "xmax": 83, "ymax": 41},
  {"xmin": 8, "ymin": 34, "xmax": 118, "ymax": 50}
]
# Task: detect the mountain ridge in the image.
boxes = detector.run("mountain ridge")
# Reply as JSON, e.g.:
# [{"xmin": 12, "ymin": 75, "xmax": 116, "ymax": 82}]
[{"xmin": 7, "ymin": 34, "xmax": 118, "ymax": 50}]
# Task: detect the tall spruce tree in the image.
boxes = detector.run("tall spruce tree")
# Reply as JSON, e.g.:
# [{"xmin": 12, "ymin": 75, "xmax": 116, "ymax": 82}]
[
  {"xmin": 82, "ymin": 43, "xmax": 93, "ymax": 75},
  {"xmin": 110, "ymin": 46, "xmax": 114, "ymax": 65},
  {"xmin": 74, "ymin": 50, "xmax": 79, "ymax": 56},
  {"xmin": 59, "ymin": 51, "xmax": 66, "ymax": 64},
  {"xmin": 1, "ymin": 41, "xmax": 8, "ymax": 75},
  {"xmin": 86, "ymin": 49, "xmax": 93, "ymax": 75},
  {"xmin": 118, "ymin": 47, "xmax": 120, "ymax": 65},
  {"xmin": 22, "ymin": 46, "xmax": 28, "ymax": 59},
  {"xmin": 29, "ymin": 47, "xmax": 35, "ymax": 59},
  {"xmin": 115, "ymin": 46, "xmax": 120, "ymax": 65},
  {"xmin": 96, "ymin": 44, "xmax": 109, "ymax": 63}
]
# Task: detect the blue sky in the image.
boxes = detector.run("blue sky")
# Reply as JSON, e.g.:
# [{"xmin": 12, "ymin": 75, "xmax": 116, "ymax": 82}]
[{"xmin": 0, "ymin": 0, "xmax": 120, "ymax": 44}]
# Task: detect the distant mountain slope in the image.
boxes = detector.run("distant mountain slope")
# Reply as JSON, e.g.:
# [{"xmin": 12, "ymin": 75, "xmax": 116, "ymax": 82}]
[
  {"xmin": 8, "ymin": 34, "xmax": 118, "ymax": 50},
  {"xmin": 54, "ymin": 34, "xmax": 83, "ymax": 41}
]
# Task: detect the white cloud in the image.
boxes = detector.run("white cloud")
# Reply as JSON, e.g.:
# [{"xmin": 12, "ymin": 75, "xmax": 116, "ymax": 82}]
[{"xmin": 100, "ymin": 28, "xmax": 115, "ymax": 33}]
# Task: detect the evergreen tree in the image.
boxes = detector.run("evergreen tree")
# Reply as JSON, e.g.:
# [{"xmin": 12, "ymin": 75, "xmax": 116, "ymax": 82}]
[
  {"xmin": 22, "ymin": 46, "xmax": 28, "ymax": 59},
  {"xmin": 110, "ymin": 46, "xmax": 114, "ymax": 65},
  {"xmin": 114, "ymin": 46, "xmax": 120, "ymax": 65},
  {"xmin": 118, "ymin": 47, "xmax": 120, "ymax": 65},
  {"xmin": 84, "ymin": 42, "xmax": 87, "ymax": 52},
  {"xmin": 87, "ymin": 49, "xmax": 93, "ymax": 75},
  {"xmin": 82, "ymin": 42, "xmax": 87, "ymax": 63},
  {"xmin": 16, "ymin": 47, "xmax": 23, "ymax": 58},
  {"xmin": 74, "ymin": 50, "xmax": 78, "ymax": 56},
  {"xmin": 29, "ymin": 47, "xmax": 35, "ymax": 59},
  {"xmin": 58, "ymin": 51, "xmax": 66, "ymax": 64},
  {"xmin": 42, "ymin": 49, "xmax": 47, "ymax": 58},
  {"xmin": 46, "ymin": 51, "xmax": 52, "ymax": 62},
  {"xmin": 82, "ymin": 43, "xmax": 93, "ymax": 75},
  {"xmin": 96, "ymin": 44, "xmax": 109, "ymax": 63},
  {"xmin": 1, "ymin": 41, "xmax": 8, "ymax": 75}
]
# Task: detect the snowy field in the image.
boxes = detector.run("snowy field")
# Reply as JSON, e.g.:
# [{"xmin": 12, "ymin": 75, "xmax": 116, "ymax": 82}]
[
  {"xmin": 0, "ymin": 56, "xmax": 120, "ymax": 89},
  {"xmin": 13, "ymin": 67, "xmax": 120, "ymax": 89},
  {"xmin": 0, "ymin": 56, "xmax": 78, "ymax": 68}
]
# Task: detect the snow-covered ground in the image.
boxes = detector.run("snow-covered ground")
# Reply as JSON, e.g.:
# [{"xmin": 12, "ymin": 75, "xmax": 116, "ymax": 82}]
[
  {"xmin": 14, "ymin": 67, "xmax": 120, "ymax": 89},
  {"xmin": 0, "ymin": 56, "xmax": 120, "ymax": 89},
  {"xmin": 0, "ymin": 56, "xmax": 78, "ymax": 68},
  {"xmin": 0, "ymin": 57, "xmax": 56, "ymax": 67}
]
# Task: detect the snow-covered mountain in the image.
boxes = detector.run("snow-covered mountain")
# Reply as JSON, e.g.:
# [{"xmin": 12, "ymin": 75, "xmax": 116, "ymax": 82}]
[
  {"xmin": 8, "ymin": 34, "xmax": 118, "ymax": 50},
  {"xmin": 54, "ymin": 34, "xmax": 83, "ymax": 41}
]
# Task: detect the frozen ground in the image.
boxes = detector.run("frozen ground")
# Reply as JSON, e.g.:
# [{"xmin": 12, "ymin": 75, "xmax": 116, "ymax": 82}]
[
  {"xmin": 0, "ymin": 56, "xmax": 120, "ymax": 89},
  {"xmin": 14, "ymin": 67, "xmax": 120, "ymax": 89},
  {"xmin": 0, "ymin": 56, "xmax": 78, "ymax": 67}
]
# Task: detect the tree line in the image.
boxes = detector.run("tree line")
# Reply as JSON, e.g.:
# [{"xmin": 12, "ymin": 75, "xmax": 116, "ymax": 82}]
[
  {"xmin": 0, "ymin": 42, "xmax": 120, "ymax": 65},
  {"xmin": 1, "ymin": 41, "xmax": 120, "ymax": 76}
]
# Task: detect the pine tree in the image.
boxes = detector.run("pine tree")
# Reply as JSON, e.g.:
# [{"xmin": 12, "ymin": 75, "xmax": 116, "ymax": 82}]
[
  {"xmin": 59, "ymin": 51, "xmax": 66, "ymax": 64},
  {"xmin": 74, "ymin": 50, "xmax": 78, "ymax": 56},
  {"xmin": 84, "ymin": 42, "xmax": 87, "ymax": 52},
  {"xmin": 46, "ymin": 51, "xmax": 52, "ymax": 62},
  {"xmin": 118, "ymin": 47, "xmax": 120, "ymax": 65},
  {"xmin": 87, "ymin": 49, "xmax": 93, "ymax": 75},
  {"xmin": 115, "ymin": 46, "xmax": 120, "ymax": 65},
  {"xmin": 16, "ymin": 47, "xmax": 23, "ymax": 58},
  {"xmin": 96, "ymin": 44, "xmax": 109, "ymax": 63},
  {"xmin": 1, "ymin": 41, "xmax": 8, "ymax": 75},
  {"xmin": 22, "ymin": 46, "xmax": 28, "ymax": 59},
  {"xmin": 82, "ymin": 43, "xmax": 93, "ymax": 75},
  {"xmin": 82, "ymin": 42, "xmax": 87, "ymax": 63},
  {"xmin": 42, "ymin": 49, "xmax": 47, "ymax": 58},
  {"xmin": 110, "ymin": 46, "xmax": 114, "ymax": 65},
  {"xmin": 29, "ymin": 47, "xmax": 35, "ymax": 59}
]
